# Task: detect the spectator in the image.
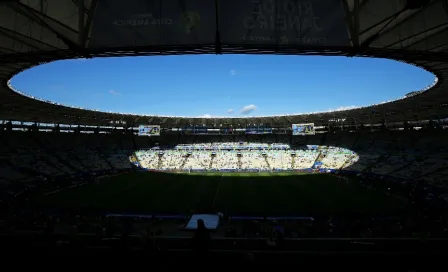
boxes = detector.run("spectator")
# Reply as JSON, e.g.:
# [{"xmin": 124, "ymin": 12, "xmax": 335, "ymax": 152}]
[{"xmin": 193, "ymin": 219, "xmax": 211, "ymax": 253}]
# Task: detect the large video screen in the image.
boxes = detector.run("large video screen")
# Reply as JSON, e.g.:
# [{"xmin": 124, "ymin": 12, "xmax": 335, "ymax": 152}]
[
  {"xmin": 138, "ymin": 125, "xmax": 160, "ymax": 136},
  {"xmin": 292, "ymin": 123, "xmax": 315, "ymax": 136}
]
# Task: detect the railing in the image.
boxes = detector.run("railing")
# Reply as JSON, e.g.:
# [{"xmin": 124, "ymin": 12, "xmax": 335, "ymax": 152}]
[{"xmin": 2, "ymin": 230, "xmax": 448, "ymax": 253}]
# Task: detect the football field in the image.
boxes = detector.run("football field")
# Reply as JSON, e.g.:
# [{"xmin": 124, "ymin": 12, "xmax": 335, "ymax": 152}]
[{"xmin": 35, "ymin": 172, "xmax": 407, "ymax": 216}]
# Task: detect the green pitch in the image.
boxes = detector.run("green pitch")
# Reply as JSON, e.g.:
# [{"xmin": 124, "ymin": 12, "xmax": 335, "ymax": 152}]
[{"xmin": 35, "ymin": 172, "xmax": 407, "ymax": 215}]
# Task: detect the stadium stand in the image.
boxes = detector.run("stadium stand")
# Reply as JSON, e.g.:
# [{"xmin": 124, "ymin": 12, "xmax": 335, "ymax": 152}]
[
  {"xmin": 133, "ymin": 145, "xmax": 356, "ymax": 171},
  {"xmin": 0, "ymin": 128, "xmax": 448, "ymax": 185}
]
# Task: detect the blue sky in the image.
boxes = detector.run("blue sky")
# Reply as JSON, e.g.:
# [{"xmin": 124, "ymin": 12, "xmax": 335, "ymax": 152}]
[{"xmin": 10, "ymin": 55, "xmax": 435, "ymax": 117}]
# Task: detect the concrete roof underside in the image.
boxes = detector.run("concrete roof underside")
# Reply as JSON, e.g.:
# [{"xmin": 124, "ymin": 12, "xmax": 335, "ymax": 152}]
[{"xmin": 0, "ymin": 0, "xmax": 447, "ymax": 127}]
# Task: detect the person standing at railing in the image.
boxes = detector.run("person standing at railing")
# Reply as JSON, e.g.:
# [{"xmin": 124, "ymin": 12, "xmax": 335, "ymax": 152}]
[{"xmin": 192, "ymin": 219, "xmax": 211, "ymax": 256}]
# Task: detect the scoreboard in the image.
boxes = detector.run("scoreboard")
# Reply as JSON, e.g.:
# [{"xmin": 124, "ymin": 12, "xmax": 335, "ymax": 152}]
[
  {"xmin": 292, "ymin": 123, "xmax": 315, "ymax": 136},
  {"xmin": 138, "ymin": 125, "xmax": 160, "ymax": 136}
]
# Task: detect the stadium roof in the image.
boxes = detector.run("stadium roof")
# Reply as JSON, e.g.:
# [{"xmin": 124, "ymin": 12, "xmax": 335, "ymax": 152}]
[{"xmin": 0, "ymin": 0, "xmax": 447, "ymax": 127}]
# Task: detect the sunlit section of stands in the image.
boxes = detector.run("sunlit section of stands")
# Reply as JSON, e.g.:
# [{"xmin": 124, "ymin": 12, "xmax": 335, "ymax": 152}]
[
  {"xmin": 182, "ymin": 151, "xmax": 211, "ymax": 170},
  {"xmin": 159, "ymin": 150, "xmax": 185, "ymax": 171},
  {"xmin": 293, "ymin": 150, "xmax": 318, "ymax": 169},
  {"xmin": 133, "ymin": 146, "xmax": 357, "ymax": 172},
  {"xmin": 266, "ymin": 150, "xmax": 293, "ymax": 170},
  {"xmin": 213, "ymin": 151, "xmax": 239, "ymax": 170},
  {"xmin": 135, "ymin": 150, "xmax": 159, "ymax": 169},
  {"xmin": 239, "ymin": 151, "xmax": 269, "ymax": 170}
]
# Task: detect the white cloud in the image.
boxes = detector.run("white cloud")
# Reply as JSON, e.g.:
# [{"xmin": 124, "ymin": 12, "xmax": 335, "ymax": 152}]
[
  {"xmin": 227, "ymin": 109, "xmax": 234, "ymax": 114},
  {"xmin": 229, "ymin": 69, "xmax": 236, "ymax": 76},
  {"xmin": 108, "ymin": 90, "xmax": 121, "ymax": 96},
  {"xmin": 240, "ymin": 104, "xmax": 257, "ymax": 115},
  {"xmin": 329, "ymin": 105, "xmax": 358, "ymax": 111}
]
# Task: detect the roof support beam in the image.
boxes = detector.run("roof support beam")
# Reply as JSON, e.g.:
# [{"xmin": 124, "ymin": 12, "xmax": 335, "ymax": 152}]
[
  {"xmin": 14, "ymin": 2, "xmax": 78, "ymax": 35},
  {"xmin": 12, "ymin": 1, "xmax": 90, "ymax": 58},
  {"xmin": 342, "ymin": 0, "xmax": 360, "ymax": 48},
  {"xmin": 443, "ymin": 0, "xmax": 448, "ymax": 16},
  {"xmin": 0, "ymin": 45, "xmax": 17, "ymax": 53},
  {"xmin": 382, "ymin": 23, "xmax": 448, "ymax": 50},
  {"xmin": 78, "ymin": 0, "xmax": 85, "ymax": 46},
  {"xmin": 426, "ymin": 44, "xmax": 448, "ymax": 51},
  {"xmin": 353, "ymin": 0, "xmax": 360, "ymax": 47},
  {"xmin": 431, "ymin": 62, "xmax": 448, "ymax": 69},
  {"xmin": 0, "ymin": 27, "xmax": 39, "ymax": 50},
  {"xmin": 214, "ymin": 0, "xmax": 222, "ymax": 54},
  {"xmin": 358, "ymin": 10, "xmax": 401, "ymax": 37},
  {"xmin": 361, "ymin": 0, "xmax": 438, "ymax": 45},
  {"xmin": 0, "ymin": 25, "xmax": 59, "ymax": 50},
  {"xmin": 82, "ymin": 0, "xmax": 98, "ymax": 49},
  {"xmin": 396, "ymin": 23, "xmax": 448, "ymax": 49}
]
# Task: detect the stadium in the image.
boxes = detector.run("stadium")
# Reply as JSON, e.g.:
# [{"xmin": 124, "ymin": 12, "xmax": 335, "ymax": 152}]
[{"xmin": 1, "ymin": 0, "xmax": 448, "ymax": 263}]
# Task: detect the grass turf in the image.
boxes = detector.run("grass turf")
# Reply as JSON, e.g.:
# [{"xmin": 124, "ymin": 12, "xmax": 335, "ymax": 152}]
[{"xmin": 34, "ymin": 172, "xmax": 407, "ymax": 216}]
